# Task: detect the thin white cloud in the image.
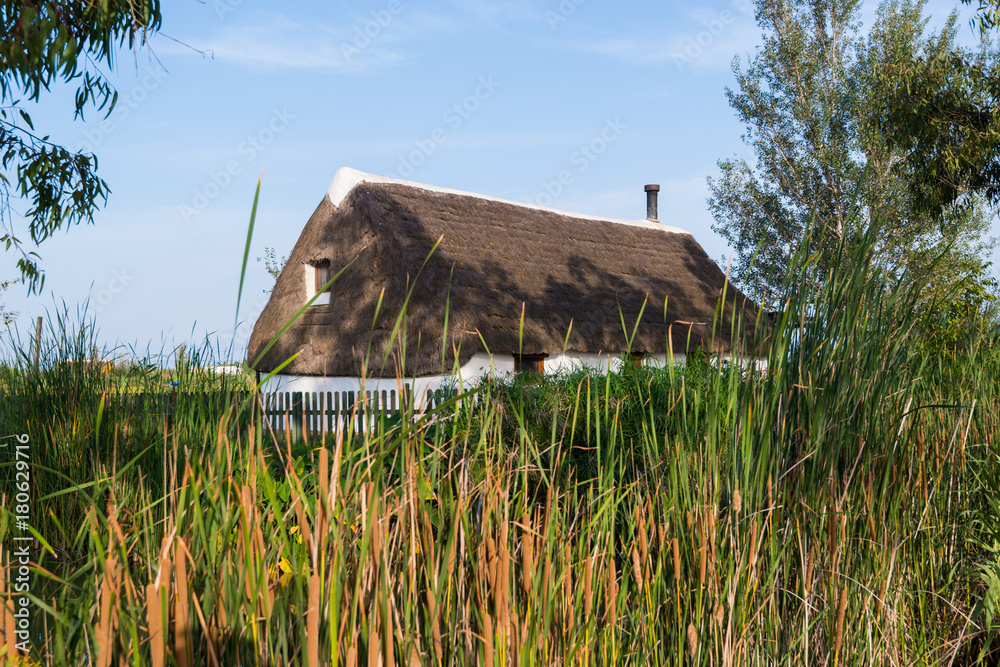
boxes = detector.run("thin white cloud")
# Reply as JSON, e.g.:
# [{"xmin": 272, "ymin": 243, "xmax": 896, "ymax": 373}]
[
  {"xmin": 154, "ymin": 3, "xmax": 550, "ymax": 74},
  {"xmin": 153, "ymin": 11, "xmax": 411, "ymax": 73},
  {"xmin": 545, "ymin": 15, "xmax": 760, "ymax": 70},
  {"xmin": 537, "ymin": 0, "xmax": 762, "ymax": 71}
]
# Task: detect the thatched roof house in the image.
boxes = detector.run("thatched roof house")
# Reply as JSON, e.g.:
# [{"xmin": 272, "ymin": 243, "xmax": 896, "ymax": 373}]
[{"xmin": 248, "ymin": 168, "xmax": 766, "ymax": 385}]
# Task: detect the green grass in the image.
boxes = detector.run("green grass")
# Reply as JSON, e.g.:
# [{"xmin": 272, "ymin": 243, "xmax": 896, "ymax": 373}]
[{"xmin": 1, "ymin": 220, "xmax": 999, "ymax": 665}]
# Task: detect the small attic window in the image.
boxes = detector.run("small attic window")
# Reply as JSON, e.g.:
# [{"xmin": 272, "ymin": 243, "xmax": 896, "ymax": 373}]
[
  {"xmin": 305, "ymin": 261, "xmax": 331, "ymax": 306},
  {"xmin": 514, "ymin": 354, "xmax": 546, "ymax": 374}
]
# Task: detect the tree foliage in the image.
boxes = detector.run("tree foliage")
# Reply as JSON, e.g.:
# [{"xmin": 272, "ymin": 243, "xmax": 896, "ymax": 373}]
[
  {"xmin": 879, "ymin": 3, "xmax": 1000, "ymax": 219},
  {"xmin": 257, "ymin": 246, "xmax": 287, "ymax": 294},
  {"xmin": 913, "ymin": 260, "xmax": 997, "ymax": 354},
  {"xmin": 962, "ymin": 0, "xmax": 1000, "ymax": 34},
  {"xmin": 708, "ymin": 0, "xmax": 994, "ymax": 304},
  {"xmin": 0, "ymin": 276, "xmax": 16, "ymax": 325},
  {"xmin": 0, "ymin": 1, "xmax": 162, "ymax": 292}
]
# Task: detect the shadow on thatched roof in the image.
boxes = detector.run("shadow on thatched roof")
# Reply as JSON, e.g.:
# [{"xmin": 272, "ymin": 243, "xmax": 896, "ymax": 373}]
[{"xmin": 248, "ymin": 172, "xmax": 768, "ymax": 378}]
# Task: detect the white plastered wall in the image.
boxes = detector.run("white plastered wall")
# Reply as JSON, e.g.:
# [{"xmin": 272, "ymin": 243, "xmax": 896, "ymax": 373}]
[{"xmin": 261, "ymin": 351, "xmax": 689, "ymax": 399}]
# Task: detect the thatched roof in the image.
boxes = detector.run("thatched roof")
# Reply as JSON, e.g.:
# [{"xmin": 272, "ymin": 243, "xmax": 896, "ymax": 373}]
[{"xmin": 248, "ymin": 168, "xmax": 767, "ymax": 378}]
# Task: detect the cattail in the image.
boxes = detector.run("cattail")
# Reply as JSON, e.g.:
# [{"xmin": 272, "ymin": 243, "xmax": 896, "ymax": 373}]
[
  {"xmin": 834, "ymin": 588, "xmax": 848, "ymax": 660},
  {"xmin": 430, "ymin": 600, "xmax": 443, "ymax": 661},
  {"xmin": 174, "ymin": 545, "xmax": 192, "ymax": 667},
  {"xmin": 370, "ymin": 512, "xmax": 383, "ymax": 570},
  {"xmin": 630, "ymin": 545, "xmax": 642, "ymax": 587},
  {"xmin": 713, "ymin": 602, "xmax": 725, "ymax": 628},
  {"xmin": 368, "ymin": 631, "xmax": 380, "ymax": 667},
  {"xmin": 346, "ymin": 646, "xmax": 358, "ymax": 667},
  {"xmin": 865, "ymin": 471, "xmax": 873, "ymax": 510},
  {"xmin": 426, "ymin": 589, "xmax": 438, "ymax": 629},
  {"xmin": 96, "ymin": 557, "xmax": 119, "ymax": 667},
  {"xmin": 606, "ymin": 555, "xmax": 618, "ymax": 628},
  {"xmin": 749, "ymin": 517, "xmax": 759, "ymax": 572},
  {"xmin": 686, "ymin": 623, "xmax": 698, "ymax": 660},
  {"xmin": 510, "ymin": 612, "xmax": 521, "ymax": 653},
  {"xmin": 307, "ymin": 574, "xmax": 320, "ymax": 667},
  {"xmin": 521, "ymin": 513, "xmax": 534, "ymax": 595},
  {"xmin": 446, "ymin": 511, "xmax": 459, "ymax": 577},
  {"xmin": 483, "ymin": 613, "xmax": 494, "ymax": 666},
  {"xmin": 583, "ymin": 556, "xmax": 594, "ymax": 618},
  {"xmin": 498, "ymin": 544, "xmax": 511, "ymax": 630},
  {"xmin": 699, "ymin": 539, "xmax": 707, "ymax": 589},
  {"xmin": 672, "ymin": 538, "xmax": 681, "ymax": 583},
  {"xmin": 145, "ymin": 583, "xmax": 166, "ymax": 667},
  {"xmin": 383, "ymin": 591, "xmax": 396, "ymax": 667},
  {"xmin": 732, "ymin": 490, "xmax": 742, "ymax": 516},
  {"xmin": 767, "ymin": 474, "xmax": 773, "ymax": 511},
  {"xmin": 805, "ymin": 543, "xmax": 816, "ymax": 595},
  {"xmin": 685, "ymin": 510, "xmax": 693, "ymax": 534},
  {"xmin": 875, "ymin": 578, "xmax": 887, "ymax": 616},
  {"xmin": 319, "ymin": 445, "xmax": 329, "ymax": 508},
  {"xmin": 637, "ymin": 509, "xmax": 648, "ymax": 567},
  {"xmin": 541, "ymin": 553, "xmax": 553, "ymax": 613},
  {"xmin": 486, "ymin": 538, "xmax": 498, "ymax": 591}
]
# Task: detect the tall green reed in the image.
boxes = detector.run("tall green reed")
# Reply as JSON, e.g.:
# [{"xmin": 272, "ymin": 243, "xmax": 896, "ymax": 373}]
[{"xmin": 2, "ymin": 194, "xmax": 999, "ymax": 665}]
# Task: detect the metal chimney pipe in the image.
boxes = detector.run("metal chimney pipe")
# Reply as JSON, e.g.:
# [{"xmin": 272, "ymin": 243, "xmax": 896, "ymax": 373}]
[{"xmin": 645, "ymin": 184, "xmax": 660, "ymax": 221}]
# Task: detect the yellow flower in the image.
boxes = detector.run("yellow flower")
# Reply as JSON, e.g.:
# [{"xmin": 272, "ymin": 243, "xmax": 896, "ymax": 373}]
[{"xmin": 269, "ymin": 556, "xmax": 296, "ymax": 587}]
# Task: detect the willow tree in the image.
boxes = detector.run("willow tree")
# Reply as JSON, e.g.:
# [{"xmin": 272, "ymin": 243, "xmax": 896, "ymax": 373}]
[
  {"xmin": 0, "ymin": 1, "xmax": 162, "ymax": 292},
  {"xmin": 707, "ymin": 0, "xmax": 995, "ymax": 304}
]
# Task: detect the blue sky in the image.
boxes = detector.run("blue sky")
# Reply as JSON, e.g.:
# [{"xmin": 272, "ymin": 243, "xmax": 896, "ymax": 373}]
[{"xmin": 1, "ymin": 0, "xmax": 993, "ymax": 360}]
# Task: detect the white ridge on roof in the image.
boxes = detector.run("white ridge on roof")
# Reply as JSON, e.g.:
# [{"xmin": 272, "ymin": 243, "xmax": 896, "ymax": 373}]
[{"xmin": 326, "ymin": 167, "xmax": 690, "ymax": 235}]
